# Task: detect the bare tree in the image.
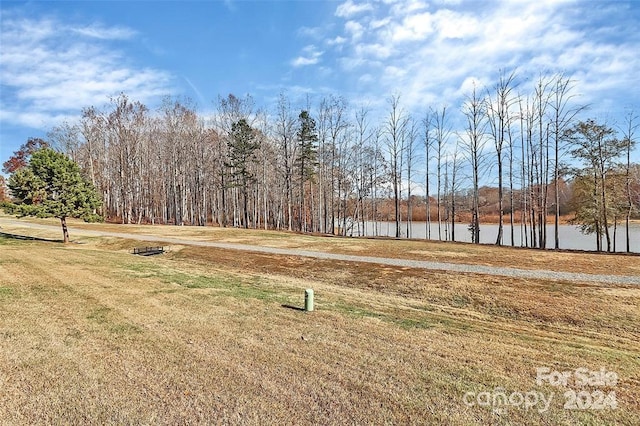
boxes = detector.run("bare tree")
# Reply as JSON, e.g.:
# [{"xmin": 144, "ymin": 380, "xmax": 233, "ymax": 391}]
[
  {"xmin": 549, "ymin": 74, "xmax": 584, "ymax": 249},
  {"xmin": 327, "ymin": 96, "xmax": 349, "ymax": 235},
  {"xmin": 518, "ymin": 95, "xmax": 533, "ymax": 247},
  {"xmin": 534, "ymin": 75, "xmax": 553, "ymax": 248},
  {"xmin": 370, "ymin": 127, "xmax": 386, "ymax": 236},
  {"xmin": 316, "ymin": 98, "xmax": 330, "ymax": 233},
  {"xmin": 48, "ymin": 122, "xmax": 82, "ymax": 163},
  {"xmin": 106, "ymin": 93, "xmax": 149, "ymax": 224},
  {"xmin": 433, "ymin": 106, "xmax": 451, "ymax": 241},
  {"xmin": 423, "ymin": 110, "xmax": 434, "ymax": 239},
  {"xmin": 448, "ymin": 141, "xmax": 463, "ymax": 242},
  {"xmin": 507, "ymin": 119, "xmax": 516, "ymax": 246},
  {"xmin": 274, "ymin": 93, "xmax": 297, "ymax": 231},
  {"xmin": 353, "ymin": 106, "xmax": 374, "ymax": 235},
  {"xmin": 485, "ymin": 70, "xmax": 517, "ymax": 246},
  {"xmin": 405, "ymin": 117, "xmax": 419, "ymax": 238},
  {"xmin": 384, "ymin": 94, "xmax": 409, "ymax": 238},
  {"xmin": 621, "ymin": 109, "xmax": 638, "ymax": 252},
  {"xmin": 460, "ymin": 84, "xmax": 487, "ymax": 244}
]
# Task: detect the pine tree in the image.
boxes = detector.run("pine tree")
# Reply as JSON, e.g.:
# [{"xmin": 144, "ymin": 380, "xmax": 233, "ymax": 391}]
[
  {"xmin": 295, "ymin": 110, "xmax": 318, "ymax": 231},
  {"xmin": 4, "ymin": 147, "xmax": 101, "ymax": 243},
  {"xmin": 226, "ymin": 119, "xmax": 260, "ymax": 228}
]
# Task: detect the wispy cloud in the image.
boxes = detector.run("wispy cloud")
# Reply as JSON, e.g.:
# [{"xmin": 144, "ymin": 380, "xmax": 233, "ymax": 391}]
[
  {"xmin": 0, "ymin": 13, "xmax": 172, "ymax": 130},
  {"xmin": 70, "ymin": 23, "xmax": 137, "ymax": 40},
  {"xmin": 335, "ymin": 0, "xmax": 374, "ymax": 18},
  {"xmin": 297, "ymin": 26, "xmax": 325, "ymax": 39},
  {"xmin": 290, "ymin": 45, "xmax": 324, "ymax": 67},
  {"xmin": 326, "ymin": 0, "xmax": 640, "ymax": 116},
  {"xmin": 327, "ymin": 36, "xmax": 347, "ymax": 46}
]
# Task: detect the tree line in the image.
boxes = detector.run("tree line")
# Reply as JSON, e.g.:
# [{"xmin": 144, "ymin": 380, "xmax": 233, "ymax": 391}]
[{"xmin": 2, "ymin": 71, "xmax": 638, "ymax": 252}]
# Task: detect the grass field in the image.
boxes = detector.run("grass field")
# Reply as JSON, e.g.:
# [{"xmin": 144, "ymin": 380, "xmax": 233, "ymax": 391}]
[{"xmin": 0, "ymin": 218, "xmax": 639, "ymax": 424}]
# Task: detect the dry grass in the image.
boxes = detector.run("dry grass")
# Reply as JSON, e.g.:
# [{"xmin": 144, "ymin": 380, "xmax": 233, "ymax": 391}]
[
  {"xmin": 7, "ymin": 214, "xmax": 640, "ymax": 276},
  {"xmin": 0, "ymin": 219, "xmax": 639, "ymax": 424}
]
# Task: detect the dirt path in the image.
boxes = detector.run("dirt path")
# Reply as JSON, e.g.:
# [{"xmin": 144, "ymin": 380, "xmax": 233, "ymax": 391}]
[{"xmin": 2, "ymin": 218, "xmax": 639, "ymax": 286}]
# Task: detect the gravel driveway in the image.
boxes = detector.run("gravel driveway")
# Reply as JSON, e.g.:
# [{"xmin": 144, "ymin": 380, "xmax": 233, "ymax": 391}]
[{"xmin": 2, "ymin": 218, "xmax": 639, "ymax": 286}]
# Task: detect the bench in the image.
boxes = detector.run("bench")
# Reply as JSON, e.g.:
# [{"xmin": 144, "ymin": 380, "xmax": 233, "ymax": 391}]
[{"xmin": 133, "ymin": 246, "xmax": 165, "ymax": 256}]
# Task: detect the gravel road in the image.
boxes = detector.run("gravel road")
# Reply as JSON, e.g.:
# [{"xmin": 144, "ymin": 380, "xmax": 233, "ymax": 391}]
[{"xmin": 2, "ymin": 218, "xmax": 639, "ymax": 286}]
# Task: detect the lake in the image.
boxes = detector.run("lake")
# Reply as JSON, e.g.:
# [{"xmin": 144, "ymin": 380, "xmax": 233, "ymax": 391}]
[{"xmin": 349, "ymin": 221, "xmax": 640, "ymax": 253}]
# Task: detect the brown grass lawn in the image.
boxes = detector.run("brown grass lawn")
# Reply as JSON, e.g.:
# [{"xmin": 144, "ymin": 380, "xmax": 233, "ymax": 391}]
[
  {"xmin": 13, "ymin": 215, "xmax": 640, "ymax": 276},
  {"xmin": 0, "ymin": 219, "xmax": 639, "ymax": 424}
]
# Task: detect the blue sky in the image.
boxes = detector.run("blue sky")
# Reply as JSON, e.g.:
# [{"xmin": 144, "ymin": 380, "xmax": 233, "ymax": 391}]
[{"xmin": 1, "ymin": 0, "xmax": 639, "ymax": 170}]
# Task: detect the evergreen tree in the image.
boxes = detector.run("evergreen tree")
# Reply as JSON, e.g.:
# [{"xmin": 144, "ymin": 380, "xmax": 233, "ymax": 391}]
[
  {"xmin": 226, "ymin": 119, "xmax": 260, "ymax": 228},
  {"xmin": 3, "ymin": 147, "xmax": 101, "ymax": 243},
  {"xmin": 295, "ymin": 110, "xmax": 318, "ymax": 231}
]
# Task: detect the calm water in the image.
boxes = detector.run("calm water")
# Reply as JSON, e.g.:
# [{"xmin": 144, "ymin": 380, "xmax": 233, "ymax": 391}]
[{"xmin": 349, "ymin": 221, "xmax": 640, "ymax": 253}]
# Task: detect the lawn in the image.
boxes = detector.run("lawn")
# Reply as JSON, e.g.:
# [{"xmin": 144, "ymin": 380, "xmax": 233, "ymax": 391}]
[{"xmin": 0, "ymin": 221, "xmax": 638, "ymax": 424}]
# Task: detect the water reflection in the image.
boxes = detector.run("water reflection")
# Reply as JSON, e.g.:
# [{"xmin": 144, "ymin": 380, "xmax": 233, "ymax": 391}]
[{"xmin": 350, "ymin": 222, "xmax": 640, "ymax": 253}]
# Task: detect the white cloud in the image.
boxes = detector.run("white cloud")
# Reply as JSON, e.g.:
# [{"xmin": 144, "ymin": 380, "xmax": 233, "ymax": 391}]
[
  {"xmin": 382, "ymin": 65, "xmax": 407, "ymax": 82},
  {"xmin": 389, "ymin": 12, "xmax": 434, "ymax": 42},
  {"xmin": 335, "ymin": 0, "xmax": 374, "ymax": 18},
  {"xmin": 355, "ymin": 43, "xmax": 392, "ymax": 60},
  {"xmin": 358, "ymin": 73, "xmax": 375, "ymax": 84},
  {"xmin": 455, "ymin": 76, "xmax": 487, "ymax": 100},
  {"xmin": 291, "ymin": 56, "xmax": 321, "ymax": 67},
  {"xmin": 389, "ymin": 0, "xmax": 428, "ymax": 17},
  {"xmin": 370, "ymin": 17, "xmax": 391, "ymax": 30},
  {"xmin": 345, "ymin": 20, "xmax": 365, "ymax": 40},
  {"xmin": 339, "ymin": 56, "xmax": 370, "ymax": 71},
  {"xmin": 0, "ymin": 109, "xmax": 78, "ymax": 130},
  {"xmin": 433, "ymin": 9, "xmax": 479, "ymax": 40},
  {"xmin": 0, "ymin": 15, "xmax": 172, "ymax": 130},
  {"xmin": 290, "ymin": 45, "xmax": 323, "ymax": 67},
  {"xmin": 327, "ymin": 36, "xmax": 347, "ymax": 46},
  {"xmin": 70, "ymin": 24, "xmax": 136, "ymax": 40},
  {"xmin": 328, "ymin": 0, "xmax": 640, "ymax": 119}
]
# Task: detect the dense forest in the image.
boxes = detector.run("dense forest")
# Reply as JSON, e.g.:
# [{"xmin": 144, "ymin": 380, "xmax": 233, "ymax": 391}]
[{"xmin": 2, "ymin": 71, "xmax": 638, "ymax": 252}]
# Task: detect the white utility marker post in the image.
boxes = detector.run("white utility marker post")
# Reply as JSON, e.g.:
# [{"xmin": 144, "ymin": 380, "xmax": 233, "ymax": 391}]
[{"xmin": 305, "ymin": 289, "xmax": 314, "ymax": 312}]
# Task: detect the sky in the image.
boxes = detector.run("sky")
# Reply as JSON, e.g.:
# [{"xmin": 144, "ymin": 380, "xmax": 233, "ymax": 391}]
[{"xmin": 1, "ymin": 0, "xmax": 639, "ymax": 171}]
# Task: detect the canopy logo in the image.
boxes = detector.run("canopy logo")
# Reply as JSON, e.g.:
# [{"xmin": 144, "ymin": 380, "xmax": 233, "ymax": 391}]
[{"xmin": 463, "ymin": 366, "xmax": 619, "ymax": 414}]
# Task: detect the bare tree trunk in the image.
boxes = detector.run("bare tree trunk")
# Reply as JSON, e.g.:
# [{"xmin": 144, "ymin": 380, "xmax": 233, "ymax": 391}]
[
  {"xmin": 405, "ymin": 119, "xmax": 417, "ymax": 238},
  {"xmin": 486, "ymin": 71, "xmax": 517, "ymax": 246},
  {"xmin": 519, "ymin": 97, "xmax": 529, "ymax": 247},
  {"xmin": 600, "ymin": 158, "xmax": 612, "ymax": 252},
  {"xmin": 623, "ymin": 110, "xmax": 638, "ymax": 252},
  {"xmin": 450, "ymin": 142, "xmax": 461, "ymax": 242},
  {"xmin": 549, "ymin": 74, "xmax": 584, "ymax": 249},
  {"xmin": 508, "ymin": 125, "xmax": 515, "ymax": 247},
  {"xmin": 423, "ymin": 111, "xmax": 433, "ymax": 240},
  {"xmin": 384, "ymin": 95, "xmax": 408, "ymax": 239},
  {"xmin": 434, "ymin": 107, "xmax": 450, "ymax": 241},
  {"xmin": 60, "ymin": 217, "xmax": 69, "ymax": 243},
  {"xmin": 461, "ymin": 85, "xmax": 485, "ymax": 244}
]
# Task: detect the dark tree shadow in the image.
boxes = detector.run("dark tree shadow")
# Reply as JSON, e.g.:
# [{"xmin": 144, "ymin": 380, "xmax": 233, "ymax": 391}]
[{"xmin": 0, "ymin": 232, "xmax": 63, "ymax": 243}]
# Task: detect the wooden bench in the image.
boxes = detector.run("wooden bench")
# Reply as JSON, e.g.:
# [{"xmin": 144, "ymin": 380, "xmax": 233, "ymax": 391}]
[{"xmin": 133, "ymin": 246, "xmax": 165, "ymax": 256}]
